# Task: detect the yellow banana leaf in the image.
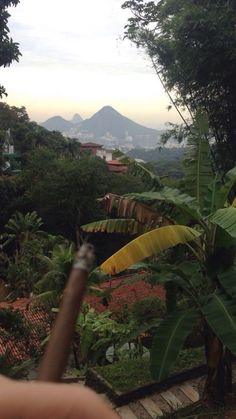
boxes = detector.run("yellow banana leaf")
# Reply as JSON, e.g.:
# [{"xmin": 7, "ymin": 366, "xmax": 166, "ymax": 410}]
[
  {"xmin": 100, "ymin": 225, "xmax": 200, "ymax": 275},
  {"xmin": 232, "ymin": 198, "xmax": 236, "ymax": 208}
]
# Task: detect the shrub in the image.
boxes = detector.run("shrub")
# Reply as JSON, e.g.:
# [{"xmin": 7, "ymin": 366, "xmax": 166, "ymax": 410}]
[{"xmin": 131, "ymin": 296, "xmax": 165, "ymax": 325}]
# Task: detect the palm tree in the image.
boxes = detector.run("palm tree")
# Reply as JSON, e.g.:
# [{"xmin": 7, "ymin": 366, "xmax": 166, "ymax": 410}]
[
  {"xmin": 33, "ymin": 243, "xmax": 76, "ymax": 307},
  {"xmin": 1, "ymin": 211, "xmax": 43, "ymax": 254}
]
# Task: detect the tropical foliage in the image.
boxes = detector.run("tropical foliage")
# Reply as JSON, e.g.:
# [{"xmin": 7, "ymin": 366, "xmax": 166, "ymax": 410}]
[{"xmin": 86, "ymin": 114, "xmax": 236, "ymax": 404}]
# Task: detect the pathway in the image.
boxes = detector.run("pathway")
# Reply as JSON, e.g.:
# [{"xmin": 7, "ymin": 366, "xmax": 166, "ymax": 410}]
[{"xmin": 100, "ymin": 377, "xmax": 204, "ymax": 418}]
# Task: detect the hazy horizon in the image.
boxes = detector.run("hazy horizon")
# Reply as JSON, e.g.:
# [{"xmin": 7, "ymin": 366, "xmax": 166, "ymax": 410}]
[
  {"xmin": 38, "ymin": 105, "xmax": 171, "ymax": 130},
  {"xmin": 2, "ymin": 0, "xmax": 185, "ymax": 129}
]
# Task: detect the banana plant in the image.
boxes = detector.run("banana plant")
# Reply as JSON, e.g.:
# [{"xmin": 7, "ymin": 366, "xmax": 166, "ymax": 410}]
[{"xmin": 89, "ymin": 112, "xmax": 236, "ymax": 405}]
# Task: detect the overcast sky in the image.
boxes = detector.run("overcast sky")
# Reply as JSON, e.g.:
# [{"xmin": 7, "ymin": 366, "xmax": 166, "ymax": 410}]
[{"xmin": 2, "ymin": 0, "xmax": 181, "ymax": 128}]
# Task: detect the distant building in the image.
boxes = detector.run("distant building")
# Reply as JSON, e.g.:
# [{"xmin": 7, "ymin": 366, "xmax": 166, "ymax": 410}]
[
  {"xmin": 80, "ymin": 142, "xmax": 112, "ymax": 162},
  {"xmin": 80, "ymin": 142, "xmax": 103, "ymax": 156},
  {"xmin": 107, "ymin": 160, "xmax": 128, "ymax": 175},
  {"xmin": 80, "ymin": 142, "xmax": 127, "ymax": 173},
  {"xmin": 4, "ymin": 129, "xmax": 14, "ymax": 155},
  {"xmin": 96, "ymin": 148, "xmax": 112, "ymax": 162},
  {"xmin": 2, "ymin": 129, "xmax": 21, "ymax": 173}
]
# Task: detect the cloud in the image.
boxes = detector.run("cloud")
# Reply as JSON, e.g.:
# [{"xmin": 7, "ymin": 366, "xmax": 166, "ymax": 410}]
[{"xmin": 3, "ymin": 0, "xmax": 182, "ymax": 127}]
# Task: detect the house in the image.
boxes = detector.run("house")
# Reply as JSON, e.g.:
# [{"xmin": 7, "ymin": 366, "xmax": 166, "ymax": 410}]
[
  {"xmin": 80, "ymin": 142, "xmax": 128, "ymax": 173},
  {"xmin": 80, "ymin": 142, "xmax": 103, "ymax": 156},
  {"xmin": 80, "ymin": 142, "xmax": 112, "ymax": 162}
]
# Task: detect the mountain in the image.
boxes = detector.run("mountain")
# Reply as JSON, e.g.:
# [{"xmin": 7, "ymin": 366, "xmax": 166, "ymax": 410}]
[
  {"xmin": 40, "ymin": 106, "xmax": 161, "ymax": 147},
  {"xmin": 80, "ymin": 106, "xmax": 158, "ymax": 140},
  {"xmin": 41, "ymin": 116, "xmax": 73, "ymax": 132},
  {"xmin": 71, "ymin": 113, "xmax": 83, "ymax": 124}
]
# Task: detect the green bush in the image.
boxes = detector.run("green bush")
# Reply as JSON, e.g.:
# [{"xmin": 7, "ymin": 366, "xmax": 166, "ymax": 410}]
[{"xmin": 131, "ymin": 296, "xmax": 165, "ymax": 325}]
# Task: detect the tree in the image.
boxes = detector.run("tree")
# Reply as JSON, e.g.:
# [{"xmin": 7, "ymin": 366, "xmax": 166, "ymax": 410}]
[
  {"xmin": 122, "ymin": 0, "xmax": 236, "ymax": 170},
  {"xmin": 22, "ymin": 150, "xmax": 111, "ymax": 239},
  {"xmin": 0, "ymin": 1, "xmax": 21, "ymax": 97},
  {"xmin": 0, "ymin": 175, "xmax": 29, "ymax": 231},
  {"xmin": 1, "ymin": 211, "xmax": 43, "ymax": 253}
]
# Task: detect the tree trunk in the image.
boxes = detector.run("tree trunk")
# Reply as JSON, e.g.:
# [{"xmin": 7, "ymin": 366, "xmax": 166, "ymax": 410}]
[{"xmin": 203, "ymin": 329, "xmax": 226, "ymax": 406}]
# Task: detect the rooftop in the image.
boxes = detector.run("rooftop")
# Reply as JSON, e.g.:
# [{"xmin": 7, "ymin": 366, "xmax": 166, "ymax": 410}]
[{"xmin": 80, "ymin": 142, "xmax": 103, "ymax": 148}]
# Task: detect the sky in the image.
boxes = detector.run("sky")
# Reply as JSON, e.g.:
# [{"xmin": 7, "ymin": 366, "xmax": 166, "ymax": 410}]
[{"xmin": 2, "ymin": 0, "xmax": 182, "ymax": 128}]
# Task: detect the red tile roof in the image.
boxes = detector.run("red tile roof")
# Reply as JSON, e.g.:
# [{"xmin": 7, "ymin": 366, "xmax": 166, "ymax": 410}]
[
  {"xmin": 107, "ymin": 160, "xmax": 128, "ymax": 173},
  {"xmin": 0, "ymin": 298, "xmax": 30, "ymax": 310},
  {"xmin": 107, "ymin": 160, "xmax": 124, "ymax": 165},
  {"xmin": 80, "ymin": 142, "xmax": 103, "ymax": 148}
]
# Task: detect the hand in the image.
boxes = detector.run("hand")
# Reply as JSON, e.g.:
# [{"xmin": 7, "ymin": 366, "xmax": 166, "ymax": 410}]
[{"xmin": 0, "ymin": 378, "xmax": 119, "ymax": 419}]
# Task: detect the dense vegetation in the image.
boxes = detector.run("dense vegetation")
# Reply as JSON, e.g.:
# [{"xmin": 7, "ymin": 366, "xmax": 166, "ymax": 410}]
[
  {"xmin": 2, "ymin": 1, "xmax": 236, "ymax": 415},
  {"xmin": 84, "ymin": 112, "xmax": 236, "ymax": 405}
]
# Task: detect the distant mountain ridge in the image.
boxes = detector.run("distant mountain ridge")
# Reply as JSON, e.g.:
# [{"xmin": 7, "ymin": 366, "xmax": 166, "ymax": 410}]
[
  {"xmin": 41, "ymin": 114, "xmax": 83, "ymax": 132},
  {"xmin": 80, "ymin": 106, "xmax": 158, "ymax": 139},
  {"xmin": 41, "ymin": 106, "xmax": 161, "ymax": 145}
]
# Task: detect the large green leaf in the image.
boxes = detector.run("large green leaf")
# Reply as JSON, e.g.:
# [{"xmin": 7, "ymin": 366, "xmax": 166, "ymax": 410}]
[
  {"xmin": 128, "ymin": 187, "xmax": 202, "ymax": 222},
  {"xmin": 183, "ymin": 122, "xmax": 214, "ymax": 210},
  {"xmin": 129, "ymin": 160, "xmax": 162, "ymax": 191},
  {"xmin": 218, "ymin": 267, "xmax": 236, "ymax": 298},
  {"xmin": 100, "ymin": 225, "xmax": 200, "ymax": 275},
  {"xmin": 202, "ymin": 292, "xmax": 236, "ymax": 356},
  {"xmin": 81, "ymin": 219, "xmax": 147, "ymax": 235},
  {"xmin": 215, "ymin": 167, "xmax": 236, "ymax": 210},
  {"xmin": 148, "ymin": 261, "xmax": 202, "ymax": 290},
  {"xmin": 209, "ymin": 207, "xmax": 236, "ymax": 238},
  {"xmin": 203, "ymin": 167, "xmax": 236, "ymax": 215},
  {"xmin": 150, "ymin": 309, "xmax": 198, "ymax": 381}
]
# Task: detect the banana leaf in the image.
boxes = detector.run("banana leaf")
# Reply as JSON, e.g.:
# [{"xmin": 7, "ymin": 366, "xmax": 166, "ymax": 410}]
[
  {"xmin": 183, "ymin": 116, "xmax": 214, "ymax": 210},
  {"xmin": 209, "ymin": 207, "xmax": 236, "ymax": 239},
  {"xmin": 128, "ymin": 187, "xmax": 201, "ymax": 222},
  {"xmin": 81, "ymin": 218, "xmax": 148, "ymax": 235},
  {"xmin": 215, "ymin": 167, "xmax": 236, "ymax": 209},
  {"xmin": 218, "ymin": 267, "xmax": 236, "ymax": 298},
  {"xmin": 202, "ymin": 292, "xmax": 236, "ymax": 356},
  {"xmin": 100, "ymin": 193, "xmax": 167, "ymax": 227},
  {"xmin": 150, "ymin": 308, "xmax": 198, "ymax": 381},
  {"xmin": 100, "ymin": 225, "xmax": 200, "ymax": 275}
]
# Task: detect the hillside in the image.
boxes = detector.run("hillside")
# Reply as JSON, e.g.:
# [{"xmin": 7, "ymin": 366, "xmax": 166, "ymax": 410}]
[{"xmin": 128, "ymin": 147, "xmax": 185, "ymax": 162}]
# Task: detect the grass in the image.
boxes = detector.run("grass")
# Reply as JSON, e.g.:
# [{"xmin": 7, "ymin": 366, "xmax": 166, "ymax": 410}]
[{"xmin": 96, "ymin": 347, "xmax": 205, "ymax": 392}]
